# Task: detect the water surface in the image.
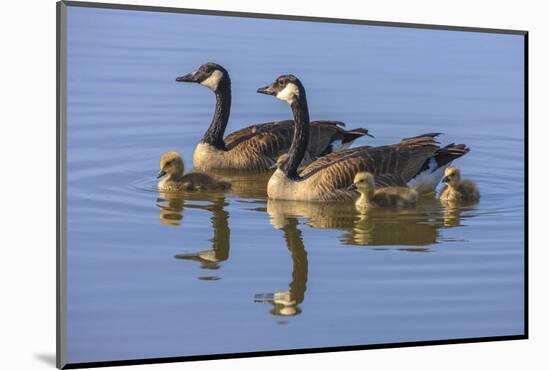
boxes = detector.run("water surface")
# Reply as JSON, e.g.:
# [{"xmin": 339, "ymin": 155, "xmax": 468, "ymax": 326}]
[{"xmin": 66, "ymin": 6, "xmax": 525, "ymax": 363}]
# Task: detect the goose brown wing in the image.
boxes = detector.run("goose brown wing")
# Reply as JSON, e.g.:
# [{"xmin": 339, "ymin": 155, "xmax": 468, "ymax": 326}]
[
  {"xmin": 224, "ymin": 120, "xmax": 366, "ymax": 160},
  {"xmin": 302, "ymin": 133, "xmax": 441, "ymax": 190},
  {"xmin": 223, "ymin": 120, "xmax": 294, "ymax": 151}
]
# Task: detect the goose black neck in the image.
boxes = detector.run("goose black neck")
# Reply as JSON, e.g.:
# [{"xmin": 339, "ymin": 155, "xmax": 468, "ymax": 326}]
[
  {"xmin": 282, "ymin": 93, "xmax": 310, "ymax": 179},
  {"xmin": 202, "ymin": 80, "xmax": 231, "ymax": 150},
  {"xmin": 284, "ymin": 218, "xmax": 308, "ymax": 305}
]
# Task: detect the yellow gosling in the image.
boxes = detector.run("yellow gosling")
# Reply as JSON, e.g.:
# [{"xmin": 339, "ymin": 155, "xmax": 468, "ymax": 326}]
[
  {"xmin": 349, "ymin": 172, "xmax": 418, "ymax": 211},
  {"xmin": 439, "ymin": 166, "xmax": 480, "ymax": 204},
  {"xmin": 157, "ymin": 151, "xmax": 231, "ymax": 192},
  {"xmin": 272, "ymin": 152, "xmax": 289, "ymax": 170}
]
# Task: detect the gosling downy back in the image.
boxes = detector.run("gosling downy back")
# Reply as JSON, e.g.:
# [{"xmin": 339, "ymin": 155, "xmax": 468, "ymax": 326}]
[{"xmin": 176, "ymin": 62, "xmax": 372, "ymax": 171}]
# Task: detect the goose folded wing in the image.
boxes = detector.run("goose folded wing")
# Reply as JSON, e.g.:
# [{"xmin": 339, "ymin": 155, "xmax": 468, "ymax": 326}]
[
  {"xmin": 224, "ymin": 120, "xmax": 351, "ymax": 160},
  {"xmin": 300, "ymin": 133, "xmax": 441, "ymax": 189}
]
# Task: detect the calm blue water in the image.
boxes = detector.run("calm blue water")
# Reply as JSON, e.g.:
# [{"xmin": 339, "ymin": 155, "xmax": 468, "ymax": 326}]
[{"xmin": 65, "ymin": 6, "xmax": 525, "ymax": 364}]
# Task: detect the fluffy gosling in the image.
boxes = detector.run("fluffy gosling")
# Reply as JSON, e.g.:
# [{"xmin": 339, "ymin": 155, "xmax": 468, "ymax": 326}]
[
  {"xmin": 157, "ymin": 151, "xmax": 231, "ymax": 192},
  {"xmin": 272, "ymin": 153, "xmax": 289, "ymax": 170},
  {"xmin": 348, "ymin": 172, "xmax": 418, "ymax": 210},
  {"xmin": 439, "ymin": 166, "xmax": 479, "ymax": 203}
]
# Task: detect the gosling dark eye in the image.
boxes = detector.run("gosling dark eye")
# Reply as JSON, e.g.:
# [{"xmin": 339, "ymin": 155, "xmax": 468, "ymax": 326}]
[{"xmin": 165, "ymin": 161, "xmax": 172, "ymax": 166}]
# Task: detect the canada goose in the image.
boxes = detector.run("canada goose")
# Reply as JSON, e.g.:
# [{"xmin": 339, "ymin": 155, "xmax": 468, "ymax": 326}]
[
  {"xmin": 257, "ymin": 74, "xmax": 469, "ymax": 201},
  {"xmin": 157, "ymin": 151, "xmax": 231, "ymax": 191},
  {"xmin": 176, "ymin": 63, "xmax": 371, "ymax": 171},
  {"xmin": 348, "ymin": 172, "xmax": 418, "ymax": 210},
  {"xmin": 439, "ymin": 166, "xmax": 480, "ymax": 203}
]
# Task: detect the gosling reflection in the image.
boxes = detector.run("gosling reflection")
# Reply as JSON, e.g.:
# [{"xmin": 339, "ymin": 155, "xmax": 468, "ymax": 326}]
[
  {"xmin": 267, "ymin": 199, "xmax": 442, "ymax": 248},
  {"xmin": 255, "ymin": 218, "xmax": 308, "ymax": 317},
  {"xmin": 442, "ymin": 203, "xmax": 462, "ymax": 227},
  {"xmin": 348, "ymin": 208, "xmax": 437, "ymax": 247},
  {"xmin": 157, "ymin": 192, "xmax": 230, "ymax": 270},
  {"xmin": 158, "ymin": 191, "xmax": 185, "ymax": 226},
  {"xmin": 441, "ymin": 202, "xmax": 478, "ymax": 228}
]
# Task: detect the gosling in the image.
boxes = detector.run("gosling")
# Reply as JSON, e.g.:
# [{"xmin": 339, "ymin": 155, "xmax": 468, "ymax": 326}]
[
  {"xmin": 271, "ymin": 152, "xmax": 289, "ymax": 170},
  {"xmin": 348, "ymin": 172, "xmax": 418, "ymax": 210},
  {"xmin": 439, "ymin": 166, "xmax": 479, "ymax": 203},
  {"xmin": 157, "ymin": 151, "xmax": 231, "ymax": 192}
]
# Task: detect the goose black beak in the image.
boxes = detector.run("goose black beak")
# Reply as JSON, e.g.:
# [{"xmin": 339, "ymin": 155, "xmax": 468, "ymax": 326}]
[
  {"xmin": 257, "ymin": 84, "xmax": 276, "ymax": 96},
  {"xmin": 156, "ymin": 170, "xmax": 167, "ymax": 179},
  {"xmin": 347, "ymin": 183, "xmax": 358, "ymax": 191},
  {"xmin": 176, "ymin": 72, "xmax": 199, "ymax": 83}
]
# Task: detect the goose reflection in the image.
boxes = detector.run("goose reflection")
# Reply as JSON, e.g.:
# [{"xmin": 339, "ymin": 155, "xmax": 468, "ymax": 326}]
[
  {"xmin": 266, "ymin": 198, "xmax": 447, "ymax": 249},
  {"xmin": 157, "ymin": 191, "xmax": 230, "ymax": 270},
  {"xmin": 255, "ymin": 217, "xmax": 308, "ymax": 317},
  {"xmin": 209, "ymin": 169, "xmax": 272, "ymax": 200}
]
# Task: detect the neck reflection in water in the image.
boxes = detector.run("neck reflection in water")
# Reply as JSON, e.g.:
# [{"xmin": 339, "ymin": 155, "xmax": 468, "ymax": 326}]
[
  {"xmin": 157, "ymin": 191, "xmax": 230, "ymax": 272},
  {"xmin": 255, "ymin": 217, "xmax": 308, "ymax": 317}
]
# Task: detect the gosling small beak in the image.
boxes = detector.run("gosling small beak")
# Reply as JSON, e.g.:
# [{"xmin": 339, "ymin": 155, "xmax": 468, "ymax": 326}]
[
  {"xmin": 257, "ymin": 84, "xmax": 277, "ymax": 96},
  {"xmin": 442, "ymin": 176, "xmax": 449, "ymax": 183},
  {"xmin": 347, "ymin": 183, "xmax": 358, "ymax": 191},
  {"xmin": 157, "ymin": 170, "xmax": 167, "ymax": 179},
  {"xmin": 176, "ymin": 71, "xmax": 199, "ymax": 83}
]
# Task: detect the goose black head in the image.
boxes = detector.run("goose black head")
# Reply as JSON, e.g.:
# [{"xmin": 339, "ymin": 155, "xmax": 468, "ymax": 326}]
[
  {"xmin": 257, "ymin": 74, "xmax": 305, "ymax": 105},
  {"xmin": 176, "ymin": 63, "xmax": 230, "ymax": 92}
]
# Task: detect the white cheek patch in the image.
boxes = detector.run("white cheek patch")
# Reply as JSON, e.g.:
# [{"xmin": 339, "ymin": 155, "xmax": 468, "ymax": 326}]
[
  {"xmin": 200, "ymin": 70, "xmax": 223, "ymax": 91},
  {"xmin": 276, "ymin": 83, "xmax": 300, "ymax": 104}
]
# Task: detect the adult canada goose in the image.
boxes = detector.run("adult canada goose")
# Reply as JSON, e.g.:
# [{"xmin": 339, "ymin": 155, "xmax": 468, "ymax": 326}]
[
  {"xmin": 348, "ymin": 172, "xmax": 418, "ymax": 210},
  {"xmin": 257, "ymin": 74, "xmax": 469, "ymax": 201},
  {"xmin": 439, "ymin": 166, "xmax": 480, "ymax": 203},
  {"xmin": 176, "ymin": 63, "xmax": 371, "ymax": 171},
  {"xmin": 157, "ymin": 151, "xmax": 231, "ymax": 191}
]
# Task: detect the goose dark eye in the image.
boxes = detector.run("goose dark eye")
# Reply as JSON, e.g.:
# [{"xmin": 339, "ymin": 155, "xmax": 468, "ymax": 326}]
[{"xmin": 278, "ymin": 80, "xmax": 285, "ymax": 87}]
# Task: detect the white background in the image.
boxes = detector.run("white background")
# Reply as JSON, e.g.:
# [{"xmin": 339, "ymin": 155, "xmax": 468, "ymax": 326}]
[{"xmin": 0, "ymin": 0, "xmax": 546, "ymax": 369}]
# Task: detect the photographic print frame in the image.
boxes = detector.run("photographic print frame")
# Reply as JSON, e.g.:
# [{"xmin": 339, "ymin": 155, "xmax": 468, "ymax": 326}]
[{"xmin": 57, "ymin": 1, "xmax": 528, "ymax": 368}]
